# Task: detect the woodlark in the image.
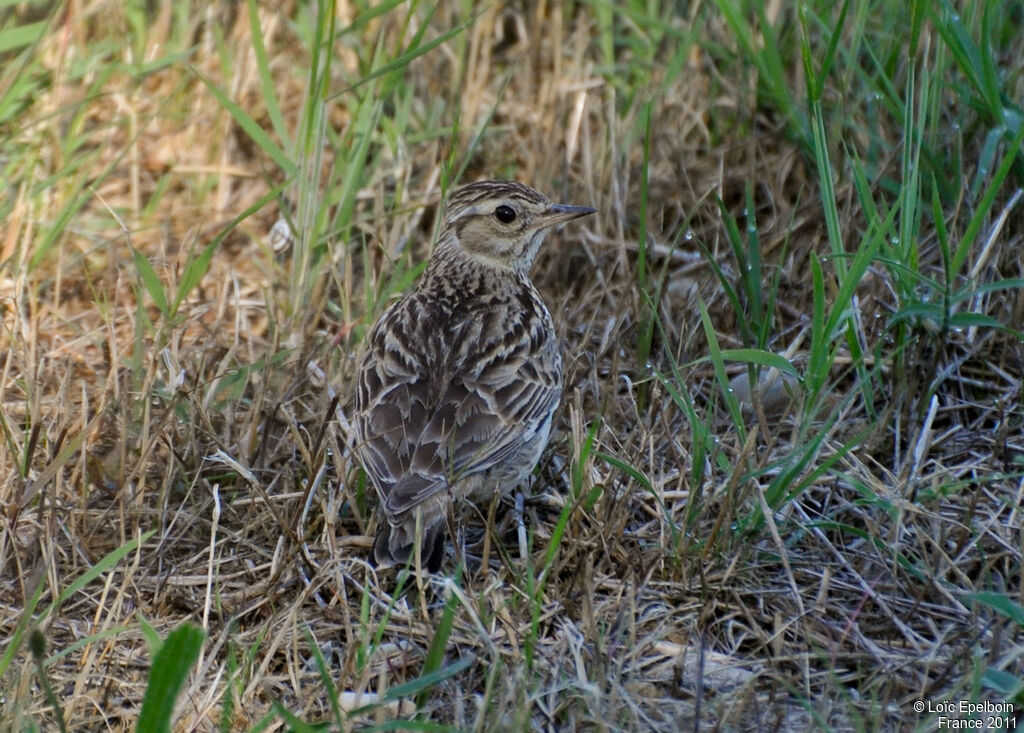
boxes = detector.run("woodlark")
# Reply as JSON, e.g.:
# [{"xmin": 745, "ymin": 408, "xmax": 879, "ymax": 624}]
[{"xmin": 354, "ymin": 181, "xmax": 594, "ymax": 570}]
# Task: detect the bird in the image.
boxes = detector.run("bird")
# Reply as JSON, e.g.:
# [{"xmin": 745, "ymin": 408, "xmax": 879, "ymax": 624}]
[{"xmin": 352, "ymin": 180, "xmax": 595, "ymax": 571}]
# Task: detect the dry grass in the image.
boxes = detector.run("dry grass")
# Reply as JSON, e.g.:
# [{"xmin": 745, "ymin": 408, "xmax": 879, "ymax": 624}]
[{"xmin": 2, "ymin": 1, "xmax": 1023, "ymax": 731}]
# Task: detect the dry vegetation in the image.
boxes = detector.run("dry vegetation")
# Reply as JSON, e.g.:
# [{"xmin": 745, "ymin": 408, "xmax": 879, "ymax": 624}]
[{"xmin": 2, "ymin": 1, "xmax": 1023, "ymax": 731}]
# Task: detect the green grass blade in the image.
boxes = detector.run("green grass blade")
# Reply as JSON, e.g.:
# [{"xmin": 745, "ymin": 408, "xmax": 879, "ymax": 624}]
[
  {"xmin": 303, "ymin": 626, "xmax": 343, "ymax": 727},
  {"xmin": 698, "ymin": 299, "xmax": 745, "ymax": 440},
  {"xmin": 245, "ymin": 0, "xmax": 290, "ymax": 150},
  {"xmin": 716, "ymin": 349, "xmax": 798, "ymax": 375},
  {"xmin": 171, "ymin": 183, "xmax": 286, "ymax": 316},
  {"xmin": 377, "ymin": 655, "xmax": 474, "ymax": 705},
  {"xmin": 193, "ymin": 67, "xmax": 297, "ymax": 177},
  {"xmin": 416, "ymin": 587, "xmax": 458, "ymax": 708},
  {"xmin": 965, "ymin": 592, "xmax": 1024, "ymax": 627},
  {"xmin": 0, "ymin": 572, "xmax": 46, "ymax": 678},
  {"xmin": 45, "ymin": 530, "xmax": 155, "ymax": 621},
  {"xmin": 132, "ymin": 247, "xmax": 169, "ymax": 317},
  {"xmin": 952, "ymin": 120, "xmax": 1024, "ymax": 278},
  {"xmin": 330, "ymin": 13, "xmax": 480, "ymax": 98},
  {"xmin": 0, "ymin": 19, "xmax": 47, "ymax": 54},
  {"xmin": 136, "ymin": 623, "xmax": 205, "ymax": 733}
]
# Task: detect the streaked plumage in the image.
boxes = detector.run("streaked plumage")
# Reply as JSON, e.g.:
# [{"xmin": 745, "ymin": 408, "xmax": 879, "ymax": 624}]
[{"xmin": 353, "ymin": 181, "xmax": 594, "ymax": 570}]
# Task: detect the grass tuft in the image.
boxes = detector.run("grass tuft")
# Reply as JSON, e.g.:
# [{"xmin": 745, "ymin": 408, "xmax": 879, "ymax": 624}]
[{"xmin": 2, "ymin": 1, "xmax": 1023, "ymax": 730}]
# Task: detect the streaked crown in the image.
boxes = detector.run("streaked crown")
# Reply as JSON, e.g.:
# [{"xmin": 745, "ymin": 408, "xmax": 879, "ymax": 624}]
[{"xmin": 436, "ymin": 181, "xmax": 594, "ymax": 271}]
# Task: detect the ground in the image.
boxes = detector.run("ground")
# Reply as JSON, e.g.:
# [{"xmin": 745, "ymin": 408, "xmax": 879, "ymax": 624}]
[{"xmin": 1, "ymin": 1, "xmax": 1023, "ymax": 731}]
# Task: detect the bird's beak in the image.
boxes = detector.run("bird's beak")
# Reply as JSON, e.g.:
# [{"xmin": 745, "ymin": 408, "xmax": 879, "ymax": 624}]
[{"xmin": 540, "ymin": 203, "xmax": 596, "ymax": 228}]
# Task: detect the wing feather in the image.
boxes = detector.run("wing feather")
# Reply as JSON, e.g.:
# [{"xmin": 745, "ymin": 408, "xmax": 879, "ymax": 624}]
[{"xmin": 353, "ymin": 290, "xmax": 561, "ymax": 526}]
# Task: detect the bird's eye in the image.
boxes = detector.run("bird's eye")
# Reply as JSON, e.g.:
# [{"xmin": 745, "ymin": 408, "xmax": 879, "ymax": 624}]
[{"xmin": 494, "ymin": 205, "xmax": 517, "ymax": 223}]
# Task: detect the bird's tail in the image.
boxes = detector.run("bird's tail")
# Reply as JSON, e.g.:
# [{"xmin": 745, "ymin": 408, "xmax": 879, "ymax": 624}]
[{"xmin": 372, "ymin": 520, "xmax": 445, "ymax": 572}]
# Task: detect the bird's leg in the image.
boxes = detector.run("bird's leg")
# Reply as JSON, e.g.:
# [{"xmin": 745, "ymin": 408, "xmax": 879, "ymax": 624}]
[
  {"xmin": 480, "ymin": 490, "xmax": 501, "ymax": 574},
  {"xmin": 515, "ymin": 490, "xmax": 528, "ymax": 561},
  {"xmin": 413, "ymin": 511, "xmax": 428, "ymax": 619},
  {"xmin": 446, "ymin": 496, "xmax": 460, "ymax": 574}
]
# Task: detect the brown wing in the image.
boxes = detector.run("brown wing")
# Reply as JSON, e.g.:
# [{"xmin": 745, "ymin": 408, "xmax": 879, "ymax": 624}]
[{"xmin": 353, "ymin": 292, "xmax": 561, "ymax": 526}]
